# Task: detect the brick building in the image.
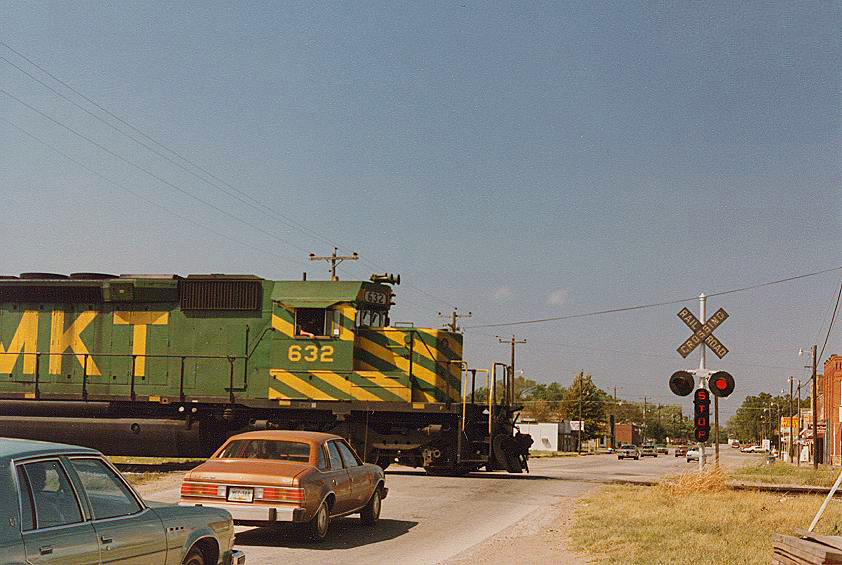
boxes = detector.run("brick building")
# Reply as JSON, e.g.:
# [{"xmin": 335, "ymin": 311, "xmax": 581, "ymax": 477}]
[
  {"xmin": 823, "ymin": 355, "xmax": 842, "ymax": 464},
  {"xmin": 614, "ymin": 423, "xmax": 641, "ymax": 446}
]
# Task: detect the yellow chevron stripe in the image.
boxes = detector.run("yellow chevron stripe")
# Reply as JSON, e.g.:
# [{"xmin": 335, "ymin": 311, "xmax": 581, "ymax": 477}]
[
  {"xmin": 380, "ymin": 329, "xmax": 461, "ymax": 382},
  {"xmin": 310, "ymin": 371, "xmax": 380, "ymax": 402},
  {"xmin": 353, "ymin": 360, "xmax": 436, "ymax": 402},
  {"xmin": 335, "ymin": 305, "xmax": 355, "ymax": 341},
  {"xmin": 268, "ymin": 387, "xmax": 293, "ymax": 400},
  {"xmin": 270, "ymin": 369, "xmax": 338, "ymax": 401},
  {"xmin": 359, "ymin": 335, "xmax": 459, "ymax": 401},
  {"xmin": 358, "ymin": 336, "xmax": 438, "ymax": 386},
  {"xmin": 354, "ymin": 371, "xmax": 411, "ymax": 402},
  {"xmin": 272, "ymin": 313, "xmax": 295, "ymax": 337}
]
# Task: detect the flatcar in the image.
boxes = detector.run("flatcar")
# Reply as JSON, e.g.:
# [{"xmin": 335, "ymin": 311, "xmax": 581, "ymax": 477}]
[{"xmin": 0, "ymin": 272, "xmax": 531, "ymax": 475}]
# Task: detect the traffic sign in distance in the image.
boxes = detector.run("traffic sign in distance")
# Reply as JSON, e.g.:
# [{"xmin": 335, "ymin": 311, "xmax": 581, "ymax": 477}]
[
  {"xmin": 693, "ymin": 388, "xmax": 711, "ymax": 442},
  {"xmin": 669, "ymin": 370, "xmax": 695, "ymax": 396},
  {"xmin": 709, "ymin": 371, "xmax": 735, "ymax": 398},
  {"xmin": 677, "ymin": 307, "xmax": 729, "ymax": 359}
]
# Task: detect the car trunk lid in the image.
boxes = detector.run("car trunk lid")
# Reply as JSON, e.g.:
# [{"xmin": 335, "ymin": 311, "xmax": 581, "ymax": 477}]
[{"xmin": 187, "ymin": 459, "xmax": 309, "ymax": 487}]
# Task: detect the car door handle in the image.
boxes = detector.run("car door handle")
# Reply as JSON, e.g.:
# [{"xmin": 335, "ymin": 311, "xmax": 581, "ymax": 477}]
[
  {"xmin": 39, "ymin": 545, "xmax": 53, "ymax": 555},
  {"xmin": 101, "ymin": 536, "xmax": 113, "ymax": 544}
]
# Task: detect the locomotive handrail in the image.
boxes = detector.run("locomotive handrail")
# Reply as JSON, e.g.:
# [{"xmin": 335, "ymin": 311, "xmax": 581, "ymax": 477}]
[{"xmin": 2, "ymin": 350, "xmax": 248, "ymax": 402}]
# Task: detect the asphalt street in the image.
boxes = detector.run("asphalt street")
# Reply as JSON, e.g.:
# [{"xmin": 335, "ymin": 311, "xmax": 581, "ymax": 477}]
[{"xmin": 138, "ymin": 447, "xmax": 757, "ymax": 564}]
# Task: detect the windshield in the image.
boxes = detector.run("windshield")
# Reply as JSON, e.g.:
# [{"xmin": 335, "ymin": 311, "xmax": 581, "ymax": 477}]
[{"xmin": 216, "ymin": 439, "xmax": 311, "ymax": 462}]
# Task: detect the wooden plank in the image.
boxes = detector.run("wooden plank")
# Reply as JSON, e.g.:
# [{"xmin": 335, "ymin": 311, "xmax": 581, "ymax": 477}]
[
  {"xmin": 773, "ymin": 535, "xmax": 842, "ymax": 563},
  {"xmin": 775, "ymin": 533, "xmax": 842, "ymax": 559},
  {"xmin": 794, "ymin": 530, "xmax": 842, "ymax": 553},
  {"xmin": 772, "ymin": 547, "xmax": 818, "ymax": 565}
]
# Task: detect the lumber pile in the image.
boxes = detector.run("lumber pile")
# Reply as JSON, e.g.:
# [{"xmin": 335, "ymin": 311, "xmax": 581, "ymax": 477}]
[{"xmin": 773, "ymin": 531, "xmax": 842, "ymax": 564}]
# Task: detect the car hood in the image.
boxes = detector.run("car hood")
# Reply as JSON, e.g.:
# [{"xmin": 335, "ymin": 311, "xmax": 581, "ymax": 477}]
[{"xmin": 186, "ymin": 459, "xmax": 310, "ymax": 486}]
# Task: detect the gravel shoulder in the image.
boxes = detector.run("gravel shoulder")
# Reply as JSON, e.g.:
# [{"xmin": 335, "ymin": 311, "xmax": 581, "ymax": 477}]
[{"xmin": 444, "ymin": 489, "xmax": 593, "ymax": 565}]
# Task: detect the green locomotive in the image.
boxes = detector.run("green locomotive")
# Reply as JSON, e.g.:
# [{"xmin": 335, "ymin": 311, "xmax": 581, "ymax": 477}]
[{"xmin": 0, "ymin": 272, "xmax": 531, "ymax": 474}]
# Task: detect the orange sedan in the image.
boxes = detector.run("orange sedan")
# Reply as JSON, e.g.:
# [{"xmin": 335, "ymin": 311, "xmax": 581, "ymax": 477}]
[{"xmin": 179, "ymin": 430, "xmax": 387, "ymax": 541}]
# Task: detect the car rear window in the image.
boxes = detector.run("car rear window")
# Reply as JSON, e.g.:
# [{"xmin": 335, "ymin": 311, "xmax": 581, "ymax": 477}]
[{"xmin": 217, "ymin": 439, "xmax": 311, "ymax": 462}]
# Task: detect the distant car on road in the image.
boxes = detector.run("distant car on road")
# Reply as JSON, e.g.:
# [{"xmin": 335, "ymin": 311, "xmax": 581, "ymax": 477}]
[
  {"xmin": 180, "ymin": 430, "xmax": 387, "ymax": 541},
  {"xmin": 0, "ymin": 437, "xmax": 244, "ymax": 565},
  {"xmin": 686, "ymin": 447, "xmax": 701, "ymax": 462},
  {"xmin": 640, "ymin": 444, "xmax": 658, "ymax": 458},
  {"xmin": 740, "ymin": 445, "xmax": 766, "ymax": 453},
  {"xmin": 617, "ymin": 444, "xmax": 640, "ymax": 460},
  {"xmin": 655, "ymin": 444, "xmax": 669, "ymax": 455},
  {"xmin": 674, "ymin": 445, "xmax": 688, "ymax": 457}
]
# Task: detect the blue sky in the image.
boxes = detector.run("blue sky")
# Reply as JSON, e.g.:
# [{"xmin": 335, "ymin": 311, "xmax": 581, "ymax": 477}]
[{"xmin": 2, "ymin": 2, "xmax": 840, "ymax": 421}]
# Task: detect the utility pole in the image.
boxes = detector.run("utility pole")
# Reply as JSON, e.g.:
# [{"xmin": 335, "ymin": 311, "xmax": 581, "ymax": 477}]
[
  {"xmin": 308, "ymin": 247, "xmax": 359, "ymax": 281},
  {"xmin": 812, "ymin": 344, "xmax": 818, "ymax": 470},
  {"xmin": 438, "ymin": 308, "xmax": 471, "ymax": 332},
  {"xmin": 798, "ymin": 380, "xmax": 802, "ymax": 467},
  {"xmin": 578, "ymin": 392, "xmax": 583, "ymax": 454},
  {"xmin": 789, "ymin": 376, "xmax": 794, "ymax": 463},
  {"xmin": 497, "ymin": 335, "xmax": 526, "ymax": 406}
]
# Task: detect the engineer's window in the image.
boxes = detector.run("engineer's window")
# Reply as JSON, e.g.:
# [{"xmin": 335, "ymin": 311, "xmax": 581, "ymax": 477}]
[{"xmin": 295, "ymin": 308, "xmax": 328, "ymax": 338}]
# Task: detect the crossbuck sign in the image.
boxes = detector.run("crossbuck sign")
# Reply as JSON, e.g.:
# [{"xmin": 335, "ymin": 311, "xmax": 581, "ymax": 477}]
[{"xmin": 676, "ymin": 307, "xmax": 729, "ymax": 359}]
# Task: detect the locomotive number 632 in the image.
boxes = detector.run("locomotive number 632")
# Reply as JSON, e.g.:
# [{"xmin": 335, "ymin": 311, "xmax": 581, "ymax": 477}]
[{"xmin": 288, "ymin": 344, "xmax": 334, "ymax": 362}]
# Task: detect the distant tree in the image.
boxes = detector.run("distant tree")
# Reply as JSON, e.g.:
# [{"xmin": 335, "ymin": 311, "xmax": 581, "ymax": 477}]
[{"xmin": 560, "ymin": 372, "xmax": 609, "ymax": 441}]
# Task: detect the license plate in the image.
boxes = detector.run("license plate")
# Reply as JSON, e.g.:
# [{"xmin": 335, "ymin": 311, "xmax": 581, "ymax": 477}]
[{"xmin": 227, "ymin": 487, "xmax": 254, "ymax": 502}]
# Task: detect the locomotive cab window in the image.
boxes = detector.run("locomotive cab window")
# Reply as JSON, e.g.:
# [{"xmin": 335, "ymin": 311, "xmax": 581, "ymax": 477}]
[
  {"xmin": 295, "ymin": 308, "xmax": 329, "ymax": 338},
  {"xmin": 356, "ymin": 309, "xmax": 388, "ymax": 328}
]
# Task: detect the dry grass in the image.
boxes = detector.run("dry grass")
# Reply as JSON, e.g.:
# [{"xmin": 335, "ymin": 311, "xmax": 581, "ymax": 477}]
[
  {"xmin": 659, "ymin": 465, "xmax": 728, "ymax": 495},
  {"xmin": 730, "ymin": 462, "xmax": 841, "ymax": 487},
  {"xmin": 570, "ymin": 468, "xmax": 842, "ymax": 565},
  {"xmin": 107, "ymin": 456, "xmax": 204, "ymax": 465},
  {"xmin": 122, "ymin": 472, "xmax": 171, "ymax": 487}
]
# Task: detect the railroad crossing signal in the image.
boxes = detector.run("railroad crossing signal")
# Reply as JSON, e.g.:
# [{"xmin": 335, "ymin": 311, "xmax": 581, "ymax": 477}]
[
  {"xmin": 693, "ymin": 388, "xmax": 711, "ymax": 442},
  {"xmin": 676, "ymin": 306, "xmax": 729, "ymax": 359},
  {"xmin": 669, "ymin": 370, "xmax": 695, "ymax": 397},
  {"xmin": 708, "ymin": 371, "xmax": 735, "ymax": 397}
]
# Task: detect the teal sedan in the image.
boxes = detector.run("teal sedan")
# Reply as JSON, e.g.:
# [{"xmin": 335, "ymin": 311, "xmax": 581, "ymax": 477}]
[{"xmin": 0, "ymin": 437, "xmax": 245, "ymax": 565}]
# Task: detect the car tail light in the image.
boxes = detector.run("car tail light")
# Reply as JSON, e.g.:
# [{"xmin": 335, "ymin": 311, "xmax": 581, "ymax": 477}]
[
  {"xmin": 255, "ymin": 487, "xmax": 305, "ymax": 503},
  {"xmin": 181, "ymin": 481, "xmax": 226, "ymax": 498}
]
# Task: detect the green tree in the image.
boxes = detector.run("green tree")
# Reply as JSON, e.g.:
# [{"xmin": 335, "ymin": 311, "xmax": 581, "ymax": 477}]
[
  {"xmin": 560, "ymin": 372, "xmax": 609, "ymax": 441},
  {"xmin": 725, "ymin": 392, "xmax": 804, "ymax": 444}
]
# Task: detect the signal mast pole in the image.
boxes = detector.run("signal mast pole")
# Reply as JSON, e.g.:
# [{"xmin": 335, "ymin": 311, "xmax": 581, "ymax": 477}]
[{"xmin": 698, "ymin": 292, "xmax": 708, "ymax": 470}]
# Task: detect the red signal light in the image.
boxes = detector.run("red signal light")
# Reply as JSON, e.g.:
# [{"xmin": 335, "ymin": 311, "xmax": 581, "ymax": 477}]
[{"xmin": 708, "ymin": 371, "xmax": 734, "ymax": 398}]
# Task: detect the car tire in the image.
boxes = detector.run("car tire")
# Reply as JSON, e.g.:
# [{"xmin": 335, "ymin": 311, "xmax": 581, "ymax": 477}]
[
  {"xmin": 183, "ymin": 548, "xmax": 205, "ymax": 565},
  {"xmin": 618, "ymin": 456, "xmax": 622, "ymax": 460},
  {"xmin": 360, "ymin": 488, "xmax": 382, "ymax": 526},
  {"xmin": 634, "ymin": 456, "xmax": 639, "ymax": 460},
  {"xmin": 304, "ymin": 501, "xmax": 330, "ymax": 542}
]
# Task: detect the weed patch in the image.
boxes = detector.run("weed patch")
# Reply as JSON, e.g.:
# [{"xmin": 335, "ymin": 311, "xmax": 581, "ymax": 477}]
[{"xmin": 570, "ymin": 469, "xmax": 842, "ymax": 565}]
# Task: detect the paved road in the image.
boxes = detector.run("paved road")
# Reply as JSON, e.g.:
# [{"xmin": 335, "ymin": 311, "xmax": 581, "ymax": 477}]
[{"xmin": 138, "ymin": 447, "xmax": 757, "ymax": 564}]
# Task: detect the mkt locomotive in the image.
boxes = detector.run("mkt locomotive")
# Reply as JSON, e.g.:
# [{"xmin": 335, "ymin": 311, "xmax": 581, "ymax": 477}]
[{"xmin": 0, "ymin": 272, "xmax": 531, "ymax": 475}]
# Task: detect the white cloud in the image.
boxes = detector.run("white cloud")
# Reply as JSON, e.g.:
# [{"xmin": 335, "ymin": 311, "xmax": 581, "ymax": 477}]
[
  {"xmin": 547, "ymin": 288, "xmax": 570, "ymax": 306},
  {"xmin": 493, "ymin": 286, "xmax": 513, "ymax": 301}
]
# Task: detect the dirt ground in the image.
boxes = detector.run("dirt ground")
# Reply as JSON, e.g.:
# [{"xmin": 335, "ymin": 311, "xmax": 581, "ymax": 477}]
[{"xmin": 443, "ymin": 491, "xmax": 592, "ymax": 565}]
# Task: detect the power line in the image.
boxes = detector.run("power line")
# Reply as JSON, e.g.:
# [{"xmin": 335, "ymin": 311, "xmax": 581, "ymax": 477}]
[
  {"xmin": 0, "ymin": 41, "xmax": 459, "ymax": 311},
  {"xmin": 2, "ymin": 117, "xmax": 296, "ymax": 262},
  {"xmin": 819, "ymin": 283, "xmax": 842, "ymax": 361},
  {"xmin": 464, "ymin": 265, "xmax": 842, "ymax": 329},
  {"xmin": 1, "ymin": 88, "xmax": 317, "ymax": 255}
]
